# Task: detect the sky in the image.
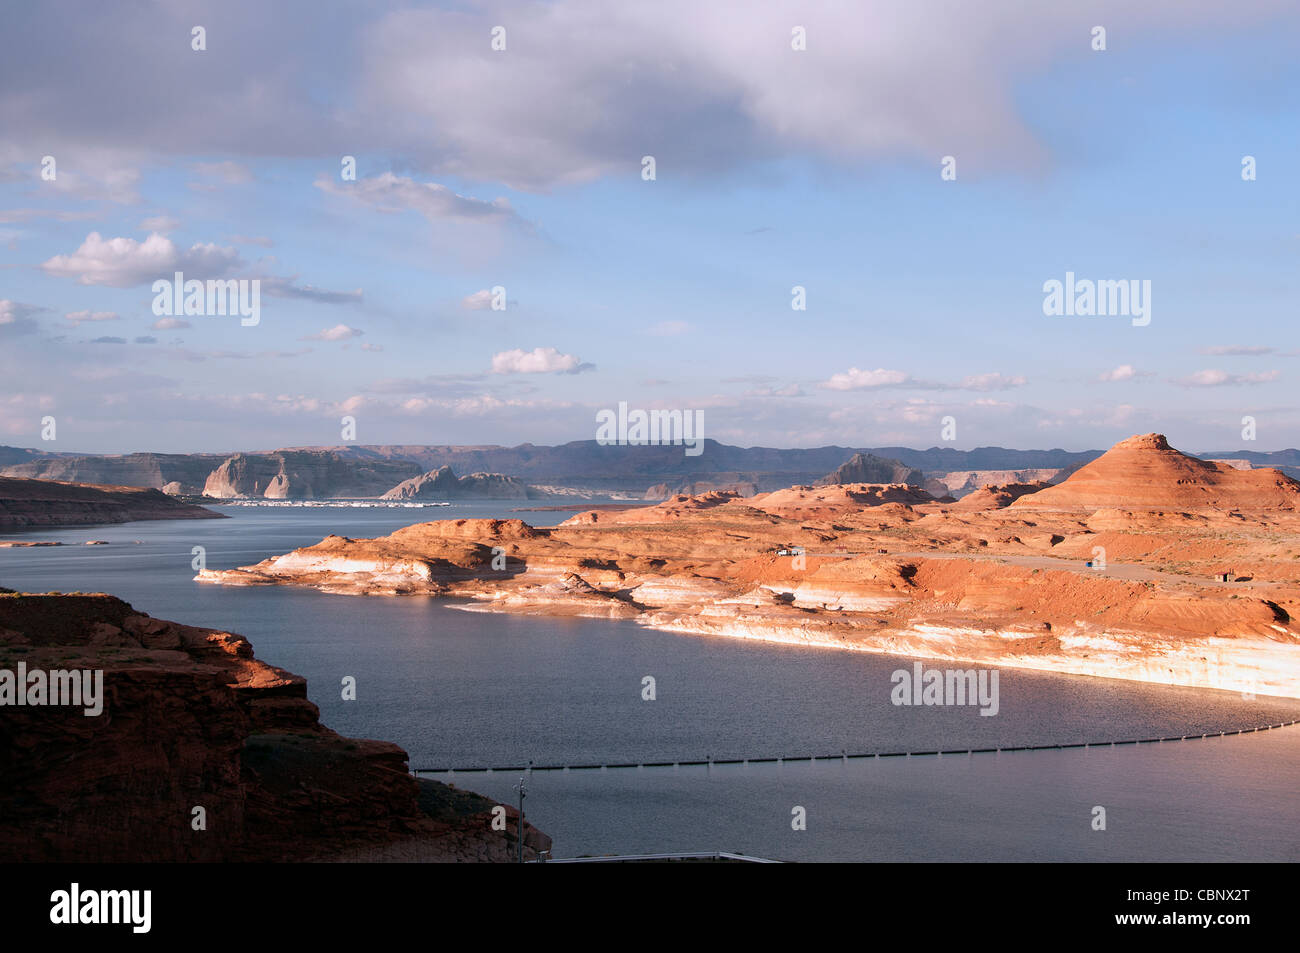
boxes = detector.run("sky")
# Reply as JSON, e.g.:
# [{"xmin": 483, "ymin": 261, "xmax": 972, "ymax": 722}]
[{"xmin": 1, "ymin": 0, "xmax": 1298, "ymax": 455}]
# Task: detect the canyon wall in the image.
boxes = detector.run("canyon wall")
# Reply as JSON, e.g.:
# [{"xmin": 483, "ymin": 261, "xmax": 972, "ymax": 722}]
[{"xmin": 0, "ymin": 593, "xmax": 550, "ymax": 862}]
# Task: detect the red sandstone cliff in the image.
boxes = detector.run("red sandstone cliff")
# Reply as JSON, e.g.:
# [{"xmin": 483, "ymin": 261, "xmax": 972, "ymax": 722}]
[{"xmin": 0, "ymin": 592, "xmax": 549, "ymax": 862}]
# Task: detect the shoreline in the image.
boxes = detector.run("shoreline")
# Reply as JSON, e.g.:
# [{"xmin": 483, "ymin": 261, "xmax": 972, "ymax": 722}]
[{"xmin": 439, "ymin": 593, "xmax": 1300, "ymax": 700}]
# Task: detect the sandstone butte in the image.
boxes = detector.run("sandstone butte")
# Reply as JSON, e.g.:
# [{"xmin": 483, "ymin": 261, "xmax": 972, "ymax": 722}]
[
  {"xmin": 200, "ymin": 434, "xmax": 1300, "ymax": 699},
  {"xmin": 0, "ymin": 592, "xmax": 550, "ymax": 862}
]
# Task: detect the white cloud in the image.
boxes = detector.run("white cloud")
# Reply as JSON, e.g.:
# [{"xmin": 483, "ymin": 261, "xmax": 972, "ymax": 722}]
[
  {"xmin": 41, "ymin": 232, "xmax": 241, "ymax": 287},
  {"xmin": 491, "ymin": 346, "xmax": 587, "ymax": 374},
  {"xmin": 1175, "ymin": 369, "xmax": 1280, "ymax": 387},
  {"xmin": 461, "ymin": 289, "xmax": 495, "ymax": 310},
  {"xmin": 356, "ymin": 2, "xmax": 1275, "ymax": 189},
  {"xmin": 303, "ymin": 324, "xmax": 364, "ymax": 342},
  {"xmin": 1199, "ymin": 345, "xmax": 1274, "ymax": 356},
  {"xmin": 0, "ymin": 2, "xmax": 1286, "ymax": 195},
  {"xmin": 1098, "ymin": 364, "xmax": 1146, "ymax": 382},
  {"xmin": 151, "ymin": 316, "xmax": 191, "ymax": 330},
  {"xmin": 959, "ymin": 372, "xmax": 1026, "ymax": 391},
  {"xmin": 823, "ymin": 367, "xmax": 911, "ymax": 391},
  {"xmin": 316, "ymin": 172, "xmax": 521, "ymax": 225}
]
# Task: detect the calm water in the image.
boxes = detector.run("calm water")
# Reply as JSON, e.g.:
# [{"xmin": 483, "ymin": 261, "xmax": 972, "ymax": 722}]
[{"xmin": 3, "ymin": 507, "xmax": 1298, "ymax": 861}]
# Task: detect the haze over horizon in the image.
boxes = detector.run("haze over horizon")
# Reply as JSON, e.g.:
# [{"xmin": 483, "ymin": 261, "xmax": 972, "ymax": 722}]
[{"xmin": 3, "ymin": 1, "xmax": 1298, "ymax": 455}]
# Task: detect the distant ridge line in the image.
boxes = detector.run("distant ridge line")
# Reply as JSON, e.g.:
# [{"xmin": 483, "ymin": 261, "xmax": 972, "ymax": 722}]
[{"xmin": 412, "ymin": 719, "xmax": 1300, "ymax": 774}]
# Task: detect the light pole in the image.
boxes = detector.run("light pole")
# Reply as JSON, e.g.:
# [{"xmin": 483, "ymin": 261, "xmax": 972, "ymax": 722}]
[{"xmin": 513, "ymin": 777, "xmax": 527, "ymax": 864}]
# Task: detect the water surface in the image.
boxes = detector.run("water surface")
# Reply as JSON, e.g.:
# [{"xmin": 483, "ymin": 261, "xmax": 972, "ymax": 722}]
[{"xmin": 3, "ymin": 507, "xmax": 1297, "ymax": 861}]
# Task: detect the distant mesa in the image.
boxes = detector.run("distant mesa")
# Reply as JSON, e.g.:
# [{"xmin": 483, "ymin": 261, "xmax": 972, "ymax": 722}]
[
  {"xmin": 381, "ymin": 466, "xmax": 532, "ymax": 500},
  {"xmin": 748, "ymin": 482, "xmax": 941, "ymax": 518},
  {"xmin": 935, "ymin": 467, "xmax": 1064, "ymax": 497},
  {"xmin": 815, "ymin": 452, "xmax": 923, "ymax": 488},
  {"xmin": 1011, "ymin": 433, "xmax": 1300, "ymax": 512},
  {"xmin": 0, "ymin": 476, "xmax": 223, "ymax": 530},
  {"xmin": 644, "ymin": 478, "xmax": 759, "ymax": 500},
  {"xmin": 5, "ymin": 438, "xmax": 1299, "ymax": 501},
  {"xmin": 204, "ymin": 450, "xmax": 421, "ymax": 499}
]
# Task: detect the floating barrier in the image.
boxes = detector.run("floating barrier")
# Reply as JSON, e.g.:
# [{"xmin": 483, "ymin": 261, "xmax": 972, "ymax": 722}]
[{"xmin": 412, "ymin": 718, "xmax": 1300, "ymax": 776}]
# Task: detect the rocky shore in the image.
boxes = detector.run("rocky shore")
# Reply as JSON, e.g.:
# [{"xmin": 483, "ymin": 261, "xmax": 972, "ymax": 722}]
[
  {"xmin": 0, "ymin": 591, "xmax": 550, "ymax": 862},
  {"xmin": 198, "ymin": 435, "xmax": 1300, "ymax": 699}
]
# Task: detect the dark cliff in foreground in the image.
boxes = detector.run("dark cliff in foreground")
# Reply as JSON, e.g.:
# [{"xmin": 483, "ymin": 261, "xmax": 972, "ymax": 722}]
[
  {"xmin": 0, "ymin": 476, "xmax": 224, "ymax": 530},
  {"xmin": 0, "ymin": 592, "xmax": 550, "ymax": 862}
]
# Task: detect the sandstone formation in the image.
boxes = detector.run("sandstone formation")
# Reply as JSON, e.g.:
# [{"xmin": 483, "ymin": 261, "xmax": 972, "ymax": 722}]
[
  {"xmin": 949, "ymin": 481, "xmax": 1054, "ymax": 511},
  {"xmin": 202, "ymin": 450, "xmax": 421, "ymax": 499},
  {"xmin": 644, "ymin": 478, "xmax": 759, "ymax": 500},
  {"xmin": 0, "ymin": 477, "xmax": 223, "ymax": 530},
  {"xmin": 0, "ymin": 452, "xmax": 223, "ymax": 496},
  {"xmin": 381, "ymin": 465, "xmax": 533, "ymax": 500},
  {"xmin": 935, "ymin": 468, "xmax": 1063, "ymax": 495},
  {"xmin": 815, "ymin": 452, "xmax": 924, "ymax": 487},
  {"xmin": 0, "ymin": 592, "xmax": 550, "ymax": 862},
  {"xmin": 1011, "ymin": 433, "xmax": 1300, "ymax": 512},
  {"xmin": 201, "ymin": 434, "xmax": 1300, "ymax": 699}
]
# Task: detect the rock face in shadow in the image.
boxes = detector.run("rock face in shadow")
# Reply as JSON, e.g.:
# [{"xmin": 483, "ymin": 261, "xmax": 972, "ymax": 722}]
[
  {"xmin": 950, "ymin": 481, "xmax": 1053, "ymax": 511},
  {"xmin": 0, "ymin": 593, "xmax": 550, "ymax": 862},
  {"xmin": 815, "ymin": 452, "xmax": 924, "ymax": 487},
  {"xmin": 0, "ymin": 476, "xmax": 224, "ymax": 529}
]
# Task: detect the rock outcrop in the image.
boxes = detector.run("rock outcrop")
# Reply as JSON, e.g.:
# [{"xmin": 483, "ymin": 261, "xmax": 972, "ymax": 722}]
[
  {"xmin": 202, "ymin": 451, "xmax": 421, "ymax": 499},
  {"xmin": 935, "ymin": 468, "xmax": 1063, "ymax": 495},
  {"xmin": 0, "ymin": 593, "xmax": 550, "ymax": 862},
  {"xmin": 1011, "ymin": 433, "xmax": 1300, "ymax": 512},
  {"xmin": 950, "ymin": 481, "xmax": 1053, "ymax": 511},
  {"xmin": 0, "ymin": 477, "xmax": 223, "ymax": 530},
  {"xmin": 815, "ymin": 452, "xmax": 924, "ymax": 487},
  {"xmin": 0, "ymin": 452, "xmax": 223, "ymax": 495},
  {"xmin": 381, "ymin": 466, "xmax": 532, "ymax": 500}
]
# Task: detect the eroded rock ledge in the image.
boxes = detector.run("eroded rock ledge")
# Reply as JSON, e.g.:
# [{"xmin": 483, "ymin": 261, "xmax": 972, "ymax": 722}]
[{"xmin": 0, "ymin": 592, "xmax": 549, "ymax": 862}]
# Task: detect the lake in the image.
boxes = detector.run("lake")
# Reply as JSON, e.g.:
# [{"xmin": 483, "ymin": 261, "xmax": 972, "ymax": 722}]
[{"xmin": 3, "ymin": 506, "xmax": 1298, "ymax": 861}]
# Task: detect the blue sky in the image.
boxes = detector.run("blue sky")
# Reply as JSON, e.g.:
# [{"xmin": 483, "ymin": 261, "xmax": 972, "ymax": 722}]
[{"xmin": 1, "ymin": 0, "xmax": 1297, "ymax": 454}]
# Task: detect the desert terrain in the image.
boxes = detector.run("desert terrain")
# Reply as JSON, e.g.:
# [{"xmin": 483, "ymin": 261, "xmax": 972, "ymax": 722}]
[{"xmin": 199, "ymin": 435, "xmax": 1300, "ymax": 699}]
